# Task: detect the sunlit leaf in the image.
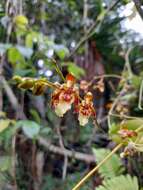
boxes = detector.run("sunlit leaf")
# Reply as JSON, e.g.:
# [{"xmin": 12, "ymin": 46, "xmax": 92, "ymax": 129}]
[
  {"xmin": 54, "ymin": 45, "xmax": 69, "ymax": 59},
  {"xmin": 67, "ymin": 63, "xmax": 85, "ymax": 79},
  {"xmin": 14, "ymin": 15, "xmax": 28, "ymax": 30},
  {"xmin": 7, "ymin": 47, "xmax": 26, "ymax": 67},
  {"xmin": 0, "ymin": 156, "xmax": 11, "ymax": 172},
  {"xmin": 25, "ymin": 32, "xmax": 40, "ymax": 48},
  {"xmin": 0, "ymin": 120, "xmax": 11, "ymax": 133}
]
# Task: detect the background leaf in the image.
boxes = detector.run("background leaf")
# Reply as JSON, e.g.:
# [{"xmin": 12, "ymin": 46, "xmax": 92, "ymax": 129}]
[
  {"xmin": 93, "ymin": 148, "xmax": 124, "ymax": 179},
  {"xmin": 16, "ymin": 120, "xmax": 40, "ymax": 139},
  {"xmin": 96, "ymin": 175, "xmax": 139, "ymax": 190},
  {"xmin": 0, "ymin": 156, "xmax": 11, "ymax": 172}
]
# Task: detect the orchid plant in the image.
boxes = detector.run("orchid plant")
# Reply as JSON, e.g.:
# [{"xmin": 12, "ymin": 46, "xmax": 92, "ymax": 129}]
[{"xmin": 13, "ymin": 59, "xmax": 143, "ymax": 190}]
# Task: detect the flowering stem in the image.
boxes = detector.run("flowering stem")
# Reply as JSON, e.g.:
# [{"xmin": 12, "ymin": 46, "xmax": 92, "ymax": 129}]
[
  {"xmin": 136, "ymin": 125, "xmax": 143, "ymax": 133},
  {"xmin": 52, "ymin": 59, "xmax": 66, "ymax": 82},
  {"xmin": 71, "ymin": 143, "xmax": 123, "ymax": 190},
  {"xmin": 43, "ymin": 80, "xmax": 60, "ymax": 89}
]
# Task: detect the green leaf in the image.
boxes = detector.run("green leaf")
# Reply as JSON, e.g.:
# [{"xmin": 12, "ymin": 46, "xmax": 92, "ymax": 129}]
[
  {"xmin": 93, "ymin": 148, "xmax": 124, "ymax": 179},
  {"xmin": 121, "ymin": 119, "xmax": 143, "ymax": 130},
  {"xmin": 7, "ymin": 47, "xmax": 26, "ymax": 67},
  {"xmin": 14, "ymin": 68, "xmax": 36, "ymax": 76},
  {"xmin": 109, "ymin": 123, "xmax": 123, "ymax": 143},
  {"xmin": 130, "ymin": 75, "xmax": 142, "ymax": 89},
  {"xmin": 96, "ymin": 175, "xmax": 139, "ymax": 190},
  {"xmin": 54, "ymin": 45, "xmax": 69, "ymax": 59},
  {"xmin": 29, "ymin": 109, "xmax": 41, "ymax": 124},
  {"xmin": 40, "ymin": 127, "xmax": 51, "ymax": 136},
  {"xmin": 25, "ymin": 32, "xmax": 40, "ymax": 48},
  {"xmin": 16, "ymin": 120, "xmax": 40, "ymax": 139},
  {"xmin": 0, "ymin": 156, "xmax": 11, "ymax": 172},
  {"xmin": 67, "ymin": 62, "xmax": 85, "ymax": 79},
  {"xmin": 0, "ymin": 119, "xmax": 11, "ymax": 133}
]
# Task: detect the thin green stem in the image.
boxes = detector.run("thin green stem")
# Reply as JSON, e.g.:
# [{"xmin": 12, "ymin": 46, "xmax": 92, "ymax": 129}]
[
  {"xmin": 109, "ymin": 113, "xmax": 143, "ymax": 120},
  {"xmin": 136, "ymin": 124, "xmax": 143, "ymax": 133},
  {"xmin": 138, "ymin": 79, "xmax": 143, "ymax": 110},
  {"xmin": 71, "ymin": 143, "xmax": 123, "ymax": 190},
  {"xmin": 107, "ymin": 84, "xmax": 126, "ymax": 128},
  {"xmin": 124, "ymin": 47, "xmax": 134, "ymax": 78},
  {"xmin": 42, "ymin": 81, "xmax": 60, "ymax": 89},
  {"xmin": 51, "ymin": 59, "xmax": 66, "ymax": 82}
]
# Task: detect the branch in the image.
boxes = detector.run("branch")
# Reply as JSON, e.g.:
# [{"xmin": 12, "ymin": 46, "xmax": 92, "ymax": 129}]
[
  {"xmin": 133, "ymin": 0, "xmax": 143, "ymax": 20},
  {"xmin": 0, "ymin": 55, "xmax": 5, "ymax": 111},
  {"xmin": 2, "ymin": 77, "xmax": 26, "ymax": 119},
  {"xmin": 68, "ymin": 0, "xmax": 120, "ymax": 58},
  {"xmin": 11, "ymin": 135, "xmax": 17, "ymax": 190},
  {"xmin": 124, "ymin": 47, "xmax": 134, "ymax": 78},
  {"xmin": 138, "ymin": 79, "xmax": 143, "ymax": 110},
  {"xmin": 38, "ymin": 137, "xmax": 95, "ymax": 163},
  {"xmin": 56, "ymin": 126, "xmax": 68, "ymax": 180}
]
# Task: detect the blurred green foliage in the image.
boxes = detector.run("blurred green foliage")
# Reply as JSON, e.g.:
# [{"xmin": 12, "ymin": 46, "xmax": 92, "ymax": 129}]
[{"xmin": 0, "ymin": 0, "xmax": 143, "ymax": 190}]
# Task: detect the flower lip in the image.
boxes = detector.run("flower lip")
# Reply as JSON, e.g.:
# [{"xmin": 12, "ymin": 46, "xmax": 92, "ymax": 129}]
[
  {"xmin": 80, "ymin": 103, "xmax": 92, "ymax": 116},
  {"xmin": 59, "ymin": 89, "xmax": 74, "ymax": 102}
]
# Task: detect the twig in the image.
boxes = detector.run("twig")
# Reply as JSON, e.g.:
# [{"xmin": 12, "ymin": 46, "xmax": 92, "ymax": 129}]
[
  {"xmin": 133, "ymin": 0, "xmax": 143, "ymax": 20},
  {"xmin": 107, "ymin": 46, "xmax": 136, "ymax": 128},
  {"xmin": 11, "ymin": 135, "xmax": 17, "ymax": 190},
  {"xmin": 2, "ymin": 78, "xmax": 19, "ymax": 110},
  {"xmin": 109, "ymin": 113, "xmax": 143, "ymax": 120},
  {"xmin": 0, "ymin": 55, "xmax": 5, "ymax": 111},
  {"xmin": 68, "ymin": 0, "xmax": 120, "ymax": 58},
  {"xmin": 88, "ymin": 74, "xmax": 123, "ymax": 87},
  {"xmin": 124, "ymin": 47, "xmax": 134, "ymax": 78},
  {"xmin": 138, "ymin": 79, "xmax": 143, "ymax": 110},
  {"xmin": 56, "ymin": 126, "xmax": 68, "ymax": 180},
  {"xmin": 51, "ymin": 59, "xmax": 66, "ymax": 82},
  {"xmin": 107, "ymin": 83, "xmax": 143, "ymax": 128},
  {"xmin": 107, "ymin": 86, "xmax": 125, "ymax": 129},
  {"xmin": 83, "ymin": 0, "xmax": 89, "ymax": 68},
  {"xmin": 6, "ymin": 0, "xmax": 14, "ymax": 43},
  {"xmin": 19, "ymin": 0, "xmax": 23, "ymax": 14},
  {"xmin": 2, "ymin": 77, "xmax": 26, "ymax": 119},
  {"xmin": 31, "ymin": 142, "xmax": 39, "ymax": 190},
  {"xmin": 38, "ymin": 137, "xmax": 95, "ymax": 163}
]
